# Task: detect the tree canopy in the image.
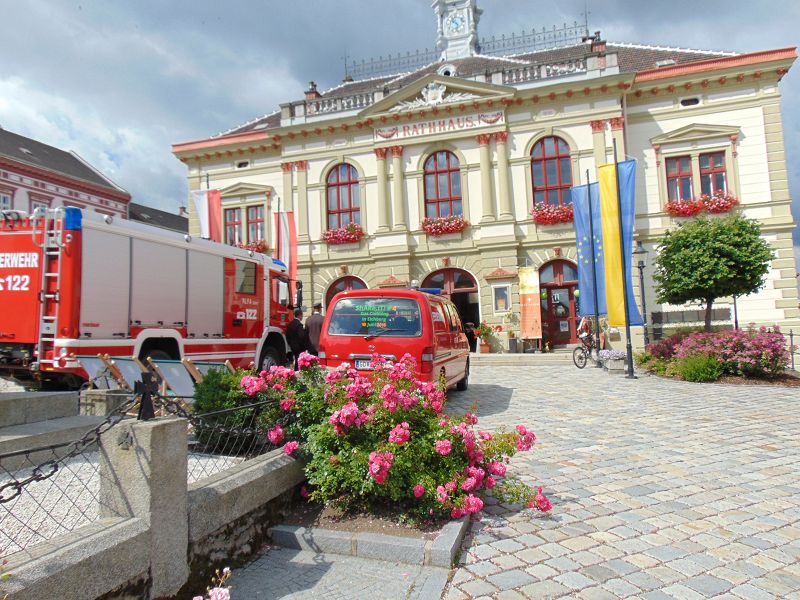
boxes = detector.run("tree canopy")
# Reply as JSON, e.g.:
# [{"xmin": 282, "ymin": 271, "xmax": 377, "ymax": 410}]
[{"xmin": 653, "ymin": 215, "xmax": 774, "ymax": 331}]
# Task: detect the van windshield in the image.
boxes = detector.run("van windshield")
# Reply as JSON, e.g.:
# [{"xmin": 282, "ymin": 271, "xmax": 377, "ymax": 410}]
[{"xmin": 328, "ymin": 297, "xmax": 422, "ymax": 337}]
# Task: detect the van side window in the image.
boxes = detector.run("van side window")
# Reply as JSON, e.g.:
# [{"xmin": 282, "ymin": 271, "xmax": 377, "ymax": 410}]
[
  {"xmin": 430, "ymin": 304, "xmax": 448, "ymax": 333},
  {"xmin": 445, "ymin": 303, "xmax": 462, "ymax": 332}
]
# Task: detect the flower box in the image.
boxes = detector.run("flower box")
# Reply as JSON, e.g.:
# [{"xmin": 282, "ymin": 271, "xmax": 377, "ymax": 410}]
[
  {"xmin": 421, "ymin": 215, "xmax": 470, "ymax": 237},
  {"xmin": 237, "ymin": 239, "xmax": 269, "ymax": 253},
  {"xmin": 665, "ymin": 192, "xmax": 738, "ymax": 218},
  {"xmin": 321, "ymin": 223, "xmax": 365, "ymax": 245},
  {"xmin": 531, "ymin": 203, "xmax": 574, "ymax": 225}
]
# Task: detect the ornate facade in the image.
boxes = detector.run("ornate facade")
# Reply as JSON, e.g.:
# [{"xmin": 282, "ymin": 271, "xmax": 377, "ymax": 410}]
[{"xmin": 173, "ymin": 4, "xmax": 798, "ymax": 349}]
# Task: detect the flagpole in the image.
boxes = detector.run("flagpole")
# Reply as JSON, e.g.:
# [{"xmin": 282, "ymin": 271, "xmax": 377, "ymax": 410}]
[
  {"xmin": 585, "ymin": 169, "xmax": 602, "ymax": 368},
  {"xmin": 612, "ymin": 138, "xmax": 636, "ymax": 379}
]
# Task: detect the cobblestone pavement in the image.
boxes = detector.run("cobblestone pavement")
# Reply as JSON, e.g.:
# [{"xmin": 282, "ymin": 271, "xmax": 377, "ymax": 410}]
[
  {"xmin": 443, "ymin": 366, "xmax": 800, "ymax": 599},
  {"xmin": 231, "ymin": 547, "xmax": 449, "ymax": 599}
]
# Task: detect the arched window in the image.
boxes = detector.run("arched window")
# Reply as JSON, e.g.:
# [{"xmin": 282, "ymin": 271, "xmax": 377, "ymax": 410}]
[
  {"xmin": 531, "ymin": 136, "xmax": 572, "ymax": 207},
  {"xmin": 325, "ymin": 276, "xmax": 367, "ymax": 308},
  {"xmin": 424, "ymin": 151, "xmax": 462, "ymax": 219},
  {"xmin": 326, "ymin": 164, "xmax": 360, "ymax": 229}
]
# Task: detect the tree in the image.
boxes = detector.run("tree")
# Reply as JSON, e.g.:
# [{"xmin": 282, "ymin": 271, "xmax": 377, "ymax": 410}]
[{"xmin": 653, "ymin": 215, "xmax": 774, "ymax": 332}]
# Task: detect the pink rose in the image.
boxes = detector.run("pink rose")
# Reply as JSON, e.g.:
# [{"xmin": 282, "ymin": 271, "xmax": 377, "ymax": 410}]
[
  {"xmin": 487, "ymin": 461, "xmax": 506, "ymax": 476},
  {"xmin": 283, "ymin": 441, "xmax": 300, "ymax": 455},
  {"xmin": 413, "ymin": 484, "xmax": 425, "ymax": 498},
  {"xmin": 435, "ymin": 439, "xmax": 452, "ymax": 456},
  {"xmin": 267, "ymin": 426, "xmax": 284, "ymax": 445}
]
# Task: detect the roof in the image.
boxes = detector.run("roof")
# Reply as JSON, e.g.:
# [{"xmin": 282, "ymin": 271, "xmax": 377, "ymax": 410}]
[
  {"xmin": 222, "ymin": 41, "xmax": 739, "ymax": 136},
  {"xmin": 0, "ymin": 127, "xmax": 127, "ymax": 194},
  {"xmin": 128, "ymin": 202, "xmax": 188, "ymax": 233}
]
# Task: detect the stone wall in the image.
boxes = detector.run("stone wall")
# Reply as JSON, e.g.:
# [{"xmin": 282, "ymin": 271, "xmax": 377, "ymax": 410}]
[{"xmin": 3, "ymin": 414, "xmax": 304, "ymax": 600}]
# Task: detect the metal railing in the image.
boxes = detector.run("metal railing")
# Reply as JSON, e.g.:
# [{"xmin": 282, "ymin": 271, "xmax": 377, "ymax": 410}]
[
  {"xmin": 478, "ymin": 22, "xmax": 588, "ymax": 57},
  {"xmin": 0, "ymin": 395, "xmax": 138, "ymax": 557},
  {"xmin": 502, "ymin": 58, "xmax": 587, "ymax": 85},
  {"xmin": 347, "ymin": 48, "xmax": 440, "ymax": 80}
]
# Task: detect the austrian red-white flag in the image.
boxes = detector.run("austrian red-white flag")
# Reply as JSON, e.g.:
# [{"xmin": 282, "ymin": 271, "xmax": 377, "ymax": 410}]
[
  {"xmin": 274, "ymin": 211, "xmax": 298, "ymax": 298},
  {"xmin": 191, "ymin": 189, "xmax": 222, "ymax": 242}
]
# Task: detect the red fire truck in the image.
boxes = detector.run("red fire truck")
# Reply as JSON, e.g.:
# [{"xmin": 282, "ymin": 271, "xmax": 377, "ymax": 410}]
[{"xmin": 0, "ymin": 207, "xmax": 297, "ymax": 387}]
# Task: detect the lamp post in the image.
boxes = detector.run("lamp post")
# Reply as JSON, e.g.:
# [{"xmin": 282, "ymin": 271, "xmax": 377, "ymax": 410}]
[{"xmin": 633, "ymin": 241, "xmax": 650, "ymax": 347}]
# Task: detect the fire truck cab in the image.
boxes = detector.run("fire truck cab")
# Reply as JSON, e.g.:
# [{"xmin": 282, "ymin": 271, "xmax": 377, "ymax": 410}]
[{"xmin": 0, "ymin": 207, "xmax": 296, "ymax": 387}]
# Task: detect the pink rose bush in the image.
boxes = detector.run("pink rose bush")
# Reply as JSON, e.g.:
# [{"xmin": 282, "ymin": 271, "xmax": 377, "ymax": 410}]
[{"xmin": 207, "ymin": 351, "xmax": 550, "ymax": 521}]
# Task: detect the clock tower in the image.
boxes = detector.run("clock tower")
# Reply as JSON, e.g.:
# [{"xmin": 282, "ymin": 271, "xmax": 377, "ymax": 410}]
[{"xmin": 433, "ymin": 0, "xmax": 482, "ymax": 62}]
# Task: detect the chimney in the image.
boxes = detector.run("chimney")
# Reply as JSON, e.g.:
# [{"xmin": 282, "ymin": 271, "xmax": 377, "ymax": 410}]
[
  {"xmin": 179, "ymin": 206, "xmax": 188, "ymax": 217},
  {"xmin": 305, "ymin": 81, "xmax": 321, "ymax": 100},
  {"xmin": 590, "ymin": 31, "xmax": 606, "ymax": 54}
]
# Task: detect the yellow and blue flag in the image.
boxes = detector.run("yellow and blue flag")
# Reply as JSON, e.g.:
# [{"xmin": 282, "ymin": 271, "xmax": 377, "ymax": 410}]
[
  {"xmin": 598, "ymin": 160, "xmax": 643, "ymax": 327},
  {"xmin": 572, "ymin": 182, "xmax": 607, "ymax": 317}
]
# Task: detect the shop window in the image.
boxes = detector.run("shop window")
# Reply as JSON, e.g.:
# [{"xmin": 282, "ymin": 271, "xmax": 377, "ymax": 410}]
[
  {"xmin": 531, "ymin": 136, "xmax": 572, "ymax": 207},
  {"xmin": 247, "ymin": 205, "xmax": 265, "ymax": 242},
  {"xmin": 326, "ymin": 164, "xmax": 360, "ymax": 229},
  {"xmin": 424, "ymin": 151, "xmax": 462, "ymax": 218},
  {"xmin": 0, "ymin": 192, "xmax": 12, "ymax": 211},
  {"xmin": 699, "ymin": 152, "xmax": 727, "ymax": 195},
  {"xmin": 666, "ymin": 155, "xmax": 693, "ymax": 201},
  {"xmin": 224, "ymin": 208, "xmax": 243, "ymax": 245}
]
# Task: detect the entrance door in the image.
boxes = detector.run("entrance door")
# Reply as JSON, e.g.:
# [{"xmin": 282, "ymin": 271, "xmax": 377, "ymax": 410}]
[
  {"xmin": 422, "ymin": 268, "xmax": 479, "ymax": 326},
  {"xmin": 539, "ymin": 260, "xmax": 578, "ymax": 346}
]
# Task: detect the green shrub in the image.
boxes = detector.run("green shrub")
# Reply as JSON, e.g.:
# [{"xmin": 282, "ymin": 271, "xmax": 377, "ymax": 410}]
[
  {"xmin": 672, "ymin": 353, "xmax": 724, "ymax": 382},
  {"xmin": 193, "ymin": 367, "xmax": 248, "ymax": 413},
  {"xmin": 635, "ymin": 352, "xmax": 670, "ymax": 376}
]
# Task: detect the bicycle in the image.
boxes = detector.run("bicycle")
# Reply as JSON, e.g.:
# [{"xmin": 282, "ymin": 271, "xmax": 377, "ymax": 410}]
[{"xmin": 572, "ymin": 331, "xmax": 600, "ymax": 369}]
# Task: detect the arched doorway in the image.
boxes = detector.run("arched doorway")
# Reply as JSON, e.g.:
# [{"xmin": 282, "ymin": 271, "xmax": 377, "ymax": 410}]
[
  {"xmin": 539, "ymin": 260, "xmax": 579, "ymax": 346},
  {"xmin": 325, "ymin": 276, "xmax": 367, "ymax": 308},
  {"xmin": 421, "ymin": 268, "xmax": 479, "ymax": 326}
]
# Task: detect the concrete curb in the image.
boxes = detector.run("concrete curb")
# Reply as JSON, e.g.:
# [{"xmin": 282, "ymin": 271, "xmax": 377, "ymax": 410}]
[{"xmin": 269, "ymin": 515, "xmax": 469, "ymax": 568}]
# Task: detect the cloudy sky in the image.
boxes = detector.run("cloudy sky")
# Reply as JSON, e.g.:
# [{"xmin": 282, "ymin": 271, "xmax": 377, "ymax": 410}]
[{"xmin": 1, "ymin": 0, "xmax": 798, "ymax": 262}]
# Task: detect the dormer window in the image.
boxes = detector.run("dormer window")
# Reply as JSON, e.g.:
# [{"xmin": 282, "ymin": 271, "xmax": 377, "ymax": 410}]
[{"xmin": 438, "ymin": 64, "xmax": 457, "ymax": 77}]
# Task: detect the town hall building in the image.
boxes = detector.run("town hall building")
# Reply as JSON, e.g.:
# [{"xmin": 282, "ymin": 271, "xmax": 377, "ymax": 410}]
[{"xmin": 172, "ymin": 0, "xmax": 798, "ymax": 350}]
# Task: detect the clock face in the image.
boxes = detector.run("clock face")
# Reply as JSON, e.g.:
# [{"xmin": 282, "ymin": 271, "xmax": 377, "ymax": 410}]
[{"xmin": 446, "ymin": 13, "xmax": 465, "ymax": 34}]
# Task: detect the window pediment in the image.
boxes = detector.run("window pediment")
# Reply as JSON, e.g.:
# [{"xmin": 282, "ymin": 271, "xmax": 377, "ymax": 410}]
[
  {"xmin": 220, "ymin": 182, "xmax": 272, "ymax": 199},
  {"xmin": 650, "ymin": 123, "xmax": 741, "ymax": 146}
]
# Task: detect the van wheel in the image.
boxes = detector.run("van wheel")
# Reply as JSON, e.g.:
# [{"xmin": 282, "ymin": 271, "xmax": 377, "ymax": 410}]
[
  {"xmin": 259, "ymin": 347, "xmax": 282, "ymax": 371},
  {"xmin": 456, "ymin": 360, "xmax": 469, "ymax": 391}
]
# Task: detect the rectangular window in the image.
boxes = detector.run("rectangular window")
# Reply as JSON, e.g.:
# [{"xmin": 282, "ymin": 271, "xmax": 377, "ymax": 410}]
[
  {"xmin": 247, "ymin": 205, "xmax": 265, "ymax": 243},
  {"xmin": 235, "ymin": 260, "xmax": 257, "ymax": 295},
  {"xmin": 326, "ymin": 297, "xmax": 421, "ymax": 337},
  {"xmin": 224, "ymin": 208, "xmax": 242, "ymax": 245},
  {"xmin": 493, "ymin": 285, "xmax": 511, "ymax": 314},
  {"xmin": 699, "ymin": 151, "xmax": 727, "ymax": 195},
  {"xmin": 0, "ymin": 192, "xmax": 11, "ymax": 211},
  {"xmin": 666, "ymin": 156, "xmax": 693, "ymax": 201}
]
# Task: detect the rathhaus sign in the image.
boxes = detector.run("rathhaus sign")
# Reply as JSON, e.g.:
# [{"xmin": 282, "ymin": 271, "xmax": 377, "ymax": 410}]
[{"xmin": 373, "ymin": 110, "xmax": 506, "ymax": 142}]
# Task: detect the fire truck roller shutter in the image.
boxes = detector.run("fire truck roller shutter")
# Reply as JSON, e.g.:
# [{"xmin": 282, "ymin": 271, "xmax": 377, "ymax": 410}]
[
  {"xmin": 80, "ymin": 229, "xmax": 130, "ymax": 338},
  {"xmin": 130, "ymin": 239, "xmax": 186, "ymax": 328},
  {"xmin": 187, "ymin": 251, "xmax": 224, "ymax": 337}
]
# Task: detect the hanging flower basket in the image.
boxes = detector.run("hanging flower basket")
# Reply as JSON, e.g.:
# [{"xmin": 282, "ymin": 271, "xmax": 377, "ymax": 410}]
[
  {"xmin": 237, "ymin": 239, "xmax": 269, "ymax": 254},
  {"xmin": 701, "ymin": 191, "xmax": 739, "ymax": 214},
  {"xmin": 321, "ymin": 223, "xmax": 365, "ymax": 245},
  {"xmin": 531, "ymin": 202, "xmax": 574, "ymax": 225},
  {"xmin": 666, "ymin": 192, "xmax": 738, "ymax": 218},
  {"xmin": 421, "ymin": 215, "xmax": 470, "ymax": 236}
]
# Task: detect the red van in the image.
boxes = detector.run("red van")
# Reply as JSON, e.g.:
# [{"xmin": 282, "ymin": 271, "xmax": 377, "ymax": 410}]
[{"xmin": 317, "ymin": 288, "xmax": 470, "ymax": 390}]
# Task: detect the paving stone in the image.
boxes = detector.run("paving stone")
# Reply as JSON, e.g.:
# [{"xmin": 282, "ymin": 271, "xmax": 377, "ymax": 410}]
[
  {"xmin": 554, "ymin": 571, "xmax": 595, "ymax": 591},
  {"xmin": 519, "ymin": 579, "xmax": 571, "ymax": 599},
  {"xmin": 459, "ymin": 578, "xmax": 499, "ymax": 597},
  {"xmin": 486, "ymin": 569, "xmax": 537, "ymax": 591},
  {"xmin": 581, "ymin": 564, "xmax": 618, "ymax": 584}
]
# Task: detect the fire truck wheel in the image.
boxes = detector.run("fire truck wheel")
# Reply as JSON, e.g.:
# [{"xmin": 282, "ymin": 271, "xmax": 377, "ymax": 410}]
[
  {"xmin": 145, "ymin": 349, "xmax": 172, "ymax": 362},
  {"xmin": 260, "ymin": 347, "xmax": 282, "ymax": 371}
]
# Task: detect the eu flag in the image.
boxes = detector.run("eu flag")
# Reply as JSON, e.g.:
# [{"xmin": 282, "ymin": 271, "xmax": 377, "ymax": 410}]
[{"xmin": 572, "ymin": 183, "xmax": 607, "ymax": 317}]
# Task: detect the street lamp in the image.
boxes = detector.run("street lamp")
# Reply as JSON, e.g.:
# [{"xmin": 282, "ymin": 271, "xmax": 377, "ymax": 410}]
[{"xmin": 633, "ymin": 241, "xmax": 650, "ymax": 347}]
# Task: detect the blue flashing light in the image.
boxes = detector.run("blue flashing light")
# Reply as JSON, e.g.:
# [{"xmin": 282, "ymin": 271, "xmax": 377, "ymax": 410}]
[
  {"xmin": 64, "ymin": 207, "xmax": 82, "ymax": 231},
  {"xmin": 418, "ymin": 287, "xmax": 442, "ymax": 295},
  {"xmin": 272, "ymin": 258, "xmax": 287, "ymax": 269}
]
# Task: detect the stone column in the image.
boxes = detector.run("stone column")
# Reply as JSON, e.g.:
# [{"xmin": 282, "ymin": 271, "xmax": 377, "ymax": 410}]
[
  {"xmin": 477, "ymin": 134, "xmax": 496, "ymax": 222},
  {"xmin": 375, "ymin": 148, "xmax": 390, "ymax": 232},
  {"xmin": 495, "ymin": 132, "xmax": 513, "ymax": 220},
  {"xmin": 609, "ymin": 116, "xmax": 626, "ymax": 161},
  {"xmin": 590, "ymin": 119, "xmax": 607, "ymax": 168},
  {"xmin": 391, "ymin": 145, "xmax": 407, "ymax": 230},
  {"xmin": 99, "ymin": 417, "xmax": 188, "ymax": 598},
  {"xmin": 280, "ymin": 162, "xmax": 294, "ymax": 212},
  {"xmin": 295, "ymin": 160, "xmax": 309, "ymax": 241}
]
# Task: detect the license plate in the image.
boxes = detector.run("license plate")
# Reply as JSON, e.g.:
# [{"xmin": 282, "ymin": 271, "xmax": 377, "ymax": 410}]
[{"xmin": 355, "ymin": 359, "xmax": 372, "ymax": 370}]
